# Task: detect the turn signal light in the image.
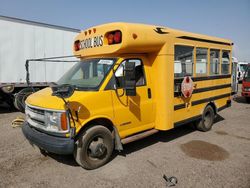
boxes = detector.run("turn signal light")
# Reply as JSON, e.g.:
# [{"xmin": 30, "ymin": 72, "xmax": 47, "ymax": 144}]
[{"xmin": 61, "ymin": 112, "xmax": 68, "ymax": 131}]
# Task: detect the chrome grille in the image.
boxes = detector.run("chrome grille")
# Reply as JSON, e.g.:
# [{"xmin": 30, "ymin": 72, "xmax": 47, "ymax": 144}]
[
  {"xmin": 25, "ymin": 104, "xmax": 68, "ymax": 134},
  {"xmin": 26, "ymin": 105, "xmax": 45, "ymax": 128},
  {"xmin": 26, "ymin": 106, "xmax": 45, "ymax": 115}
]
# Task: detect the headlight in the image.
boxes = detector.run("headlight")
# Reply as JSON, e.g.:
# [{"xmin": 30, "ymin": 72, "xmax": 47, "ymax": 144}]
[
  {"xmin": 25, "ymin": 105, "xmax": 69, "ymax": 134},
  {"xmin": 44, "ymin": 111, "xmax": 68, "ymax": 132}
]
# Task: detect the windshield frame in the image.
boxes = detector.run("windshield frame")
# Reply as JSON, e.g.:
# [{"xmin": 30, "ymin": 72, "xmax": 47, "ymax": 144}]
[
  {"xmin": 57, "ymin": 57, "xmax": 117, "ymax": 91},
  {"xmin": 240, "ymin": 64, "xmax": 248, "ymax": 72}
]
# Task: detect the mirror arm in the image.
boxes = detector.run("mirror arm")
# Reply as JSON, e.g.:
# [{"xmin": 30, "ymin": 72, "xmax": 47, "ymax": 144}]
[
  {"xmin": 113, "ymin": 83, "xmax": 125, "ymax": 97},
  {"xmin": 112, "ymin": 67, "xmax": 125, "ymax": 97}
]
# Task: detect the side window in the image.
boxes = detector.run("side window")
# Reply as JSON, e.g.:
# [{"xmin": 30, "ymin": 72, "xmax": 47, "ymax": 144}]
[
  {"xmin": 174, "ymin": 45, "xmax": 194, "ymax": 77},
  {"xmin": 221, "ymin": 51, "xmax": 230, "ymax": 74},
  {"xmin": 196, "ymin": 48, "xmax": 208, "ymax": 75},
  {"xmin": 210, "ymin": 49, "xmax": 220, "ymax": 75},
  {"xmin": 97, "ymin": 63, "xmax": 112, "ymax": 77},
  {"xmin": 115, "ymin": 59, "xmax": 146, "ymax": 87}
]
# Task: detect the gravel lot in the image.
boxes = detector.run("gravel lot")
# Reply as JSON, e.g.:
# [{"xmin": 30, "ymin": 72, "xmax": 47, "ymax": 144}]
[{"xmin": 0, "ymin": 89, "xmax": 250, "ymax": 188}]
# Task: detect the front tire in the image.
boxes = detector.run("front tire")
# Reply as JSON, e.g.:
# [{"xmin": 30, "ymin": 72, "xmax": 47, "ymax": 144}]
[
  {"xmin": 74, "ymin": 125, "xmax": 114, "ymax": 170},
  {"xmin": 195, "ymin": 105, "xmax": 215, "ymax": 132}
]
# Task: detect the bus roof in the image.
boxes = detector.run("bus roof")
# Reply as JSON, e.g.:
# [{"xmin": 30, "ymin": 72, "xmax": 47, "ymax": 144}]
[
  {"xmin": 73, "ymin": 22, "xmax": 233, "ymax": 57},
  {"xmin": 238, "ymin": 62, "xmax": 249, "ymax": 65}
]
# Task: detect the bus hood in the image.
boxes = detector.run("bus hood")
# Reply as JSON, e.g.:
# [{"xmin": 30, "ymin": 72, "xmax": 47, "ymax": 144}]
[{"xmin": 26, "ymin": 87, "xmax": 94, "ymax": 111}]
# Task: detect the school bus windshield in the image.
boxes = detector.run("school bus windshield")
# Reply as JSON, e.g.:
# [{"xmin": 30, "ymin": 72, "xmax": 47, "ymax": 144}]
[
  {"xmin": 57, "ymin": 58, "xmax": 116, "ymax": 89},
  {"xmin": 244, "ymin": 67, "xmax": 250, "ymax": 81}
]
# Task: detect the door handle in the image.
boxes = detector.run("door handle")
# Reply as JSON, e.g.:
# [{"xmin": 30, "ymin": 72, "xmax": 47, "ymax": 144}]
[{"xmin": 147, "ymin": 88, "xmax": 152, "ymax": 99}]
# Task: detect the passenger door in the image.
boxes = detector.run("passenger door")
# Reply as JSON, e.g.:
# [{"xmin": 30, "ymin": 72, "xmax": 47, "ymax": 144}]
[{"xmin": 110, "ymin": 58, "xmax": 154, "ymax": 138}]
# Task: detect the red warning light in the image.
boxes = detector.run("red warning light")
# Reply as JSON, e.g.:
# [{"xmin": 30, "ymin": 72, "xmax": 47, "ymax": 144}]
[
  {"xmin": 106, "ymin": 30, "xmax": 122, "ymax": 45},
  {"xmin": 74, "ymin": 40, "xmax": 81, "ymax": 51},
  {"xmin": 114, "ymin": 31, "xmax": 122, "ymax": 43}
]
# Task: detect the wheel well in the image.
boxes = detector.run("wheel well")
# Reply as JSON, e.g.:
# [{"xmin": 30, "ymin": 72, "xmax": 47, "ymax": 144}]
[
  {"xmin": 206, "ymin": 102, "xmax": 217, "ymax": 114},
  {"xmin": 75, "ymin": 118, "xmax": 114, "ymax": 139}
]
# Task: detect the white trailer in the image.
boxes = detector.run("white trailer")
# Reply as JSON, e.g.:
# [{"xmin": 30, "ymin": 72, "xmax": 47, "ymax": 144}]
[{"xmin": 0, "ymin": 15, "xmax": 80, "ymax": 111}]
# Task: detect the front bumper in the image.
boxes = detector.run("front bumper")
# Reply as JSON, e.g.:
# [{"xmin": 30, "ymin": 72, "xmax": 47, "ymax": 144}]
[
  {"xmin": 242, "ymin": 91, "xmax": 250, "ymax": 97},
  {"xmin": 22, "ymin": 122, "xmax": 74, "ymax": 155}
]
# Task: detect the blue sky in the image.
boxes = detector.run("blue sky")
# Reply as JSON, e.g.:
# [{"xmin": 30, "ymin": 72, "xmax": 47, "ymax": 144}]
[{"xmin": 1, "ymin": 0, "xmax": 249, "ymax": 62}]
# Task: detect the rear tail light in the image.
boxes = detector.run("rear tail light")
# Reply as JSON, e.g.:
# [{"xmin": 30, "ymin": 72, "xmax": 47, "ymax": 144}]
[
  {"xmin": 74, "ymin": 40, "xmax": 81, "ymax": 51},
  {"xmin": 106, "ymin": 30, "xmax": 122, "ymax": 45}
]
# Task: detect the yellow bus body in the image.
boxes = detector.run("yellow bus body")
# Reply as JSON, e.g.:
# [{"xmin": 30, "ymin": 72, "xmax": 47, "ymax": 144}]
[{"xmin": 26, "ymin": 22, "xmax": 232, "ymax": 140}]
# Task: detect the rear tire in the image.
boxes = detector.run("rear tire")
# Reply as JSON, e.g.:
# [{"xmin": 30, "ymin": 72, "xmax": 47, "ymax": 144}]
[
  {"xmin": 195, "ymin": 105, "xmax": 215, "ymax": 132},
  {"xmin": 74, "ymin": 125, "xmax": 114, "ymax": 170},
  {"xmin": 246, "ymin": 97, "xmax": 250, "ymax": 103}
]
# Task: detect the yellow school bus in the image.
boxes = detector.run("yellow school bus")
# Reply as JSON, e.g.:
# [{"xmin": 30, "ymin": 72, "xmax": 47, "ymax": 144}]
[{"xmin": 22, "ymin": 22, "xmax": 233, "ymax": 169}]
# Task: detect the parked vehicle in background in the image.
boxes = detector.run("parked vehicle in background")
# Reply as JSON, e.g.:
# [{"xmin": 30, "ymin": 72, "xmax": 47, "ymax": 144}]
[
  {"xmin": 242, "ymin": 64, "xmax": 250, "ymax": 103},
  {"xmin": 232, "ymin": 57, "xmax": 238, "ymax": 94},
  {"xmin": 237, "ymin": 61, "xmax": 249, "ymax": 82},
  {"xmin": 0, "ymin": 15, "xmax": 80, "ymax": 111}
]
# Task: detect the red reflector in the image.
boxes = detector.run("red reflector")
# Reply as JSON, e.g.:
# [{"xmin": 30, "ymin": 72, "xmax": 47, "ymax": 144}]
[
  {"xmin": 114, "ymin": 31, "xmax": 121, "ymax": 43},
  {"xmin": 132, "ymin": 33, "xmax": 137, "ymax": 39},
  {"xmin": 74, "ymin": 40, "xmax": 81, "ymax": 51}
]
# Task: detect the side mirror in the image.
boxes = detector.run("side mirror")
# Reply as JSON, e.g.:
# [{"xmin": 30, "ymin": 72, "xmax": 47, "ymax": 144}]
[
  {"xmin": 124, "ymin": 61, "xmax": 136, "ymax": 96},
  {"xmin": 51, "ymin": 84, "xmax": 75, "ymax": 99}
]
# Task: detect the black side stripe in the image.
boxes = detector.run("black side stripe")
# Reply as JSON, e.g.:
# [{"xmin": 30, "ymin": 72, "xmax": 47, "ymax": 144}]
[
  {"xmin": 177, "ymin": 36, "xmax": 233, "ymax": 46},
  {"xmin": 192, "ymin": 93, "xmax": 231, "ymax": 106},
  {"xmin": 174, "ymin": 83, "xmax": 231, "ymax": 97},
  {"xmin": 174, "ymin": 104, "xmax": 186, "ymax": 111},
  {"xmin": 193, "ymin": 83, "xmax": 231, "ymax": 94},
  {"xmin": 174, "ymin": 74, "xmax": 231, "ymax": 84},
  {"xmin": 174, "ymin": 93, "xmax": 231, "ymax": 110}
]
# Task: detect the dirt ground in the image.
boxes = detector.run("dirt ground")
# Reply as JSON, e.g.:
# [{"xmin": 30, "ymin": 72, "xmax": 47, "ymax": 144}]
[{"xmin": 0, "ymin": 89, "xmax": 250, "ymax": 188}]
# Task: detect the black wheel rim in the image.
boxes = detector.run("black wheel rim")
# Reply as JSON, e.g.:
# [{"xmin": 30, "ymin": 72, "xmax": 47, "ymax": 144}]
[{"xmin": 87, "ymin": 135, "xmax": 108, "ymax": 160}]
